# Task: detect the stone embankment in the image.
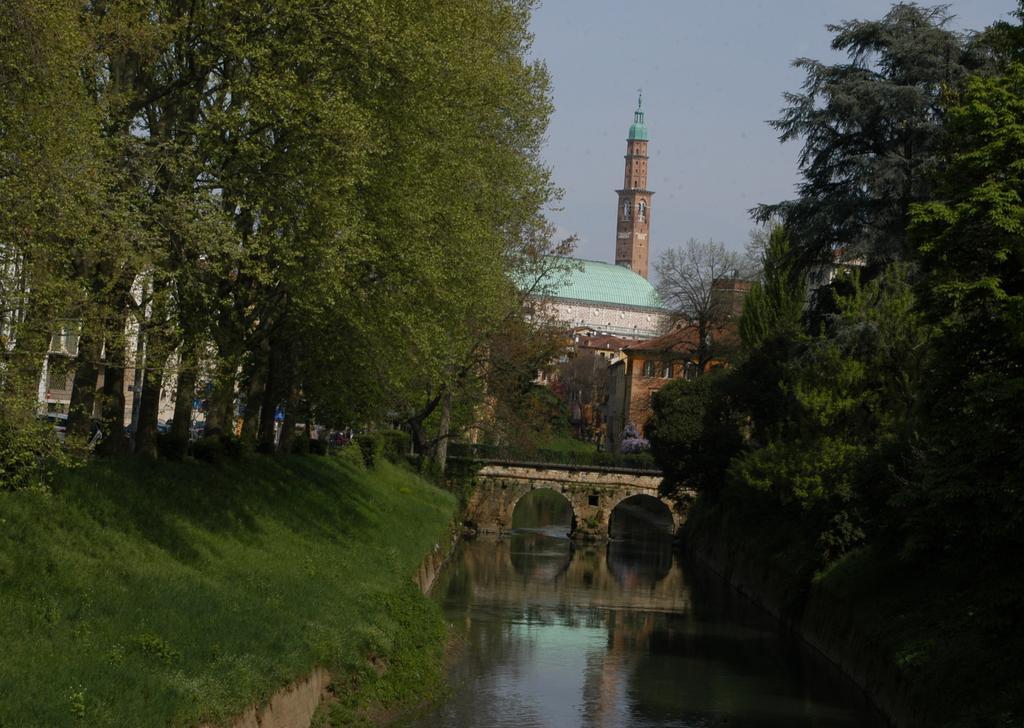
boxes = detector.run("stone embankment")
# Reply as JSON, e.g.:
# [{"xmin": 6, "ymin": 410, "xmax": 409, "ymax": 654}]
[
  {"xmin": 211, "ymin": 521, "xmax": 460, "ymax": 728},
  {"xmin": 686, "ymin": 524, "xmax": 906, "ymax": 727},
  {"xmin": 204, "ymin": 669, "xmax": 332, "ymax": 728}
]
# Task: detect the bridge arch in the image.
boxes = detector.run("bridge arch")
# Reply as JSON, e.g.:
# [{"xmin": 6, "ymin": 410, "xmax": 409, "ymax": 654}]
[
  {"xmin": 608, "ymin": 493, "xmax": 675, "ymax": 538},
  {"xmin": 464, "ymin": 464, "xmax": 691, "ymax": 540},
  {"xmin": 510, "ymin": 486, "xmax": 576, "ymax": 533}
]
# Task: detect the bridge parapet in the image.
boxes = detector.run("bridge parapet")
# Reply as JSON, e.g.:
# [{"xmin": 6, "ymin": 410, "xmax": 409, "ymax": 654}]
[{"xmin": 464, "ymin": 463, "xmax": 691, "ymax": 540}]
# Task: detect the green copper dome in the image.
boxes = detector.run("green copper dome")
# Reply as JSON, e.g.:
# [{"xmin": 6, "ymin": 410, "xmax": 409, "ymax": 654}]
[
  {"xmin": 628, "ymin": 92, "xmax": 648, "ymax": 141},
  {"xmin": 539, "ymin": 257, "xmax": 663, "ymax": 309}
]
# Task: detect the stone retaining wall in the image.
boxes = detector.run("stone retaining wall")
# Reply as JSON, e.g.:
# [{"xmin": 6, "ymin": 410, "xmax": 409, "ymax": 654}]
[
  {"xmin": 210, "ymin": 519, "xmax": 461, "ymax": 728},
  {"xmin": 686, "ymin": 518, "xmax": 908, "ymax": 727}
]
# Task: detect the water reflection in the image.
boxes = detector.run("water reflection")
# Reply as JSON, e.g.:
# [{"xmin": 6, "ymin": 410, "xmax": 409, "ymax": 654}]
[
  {"xmin": 607, "ymin": 538, "xmax": 673, "ymax": 588},
  {"xmin": 407, "ymin": 505, "xmax": 883, "ymax": 728}
]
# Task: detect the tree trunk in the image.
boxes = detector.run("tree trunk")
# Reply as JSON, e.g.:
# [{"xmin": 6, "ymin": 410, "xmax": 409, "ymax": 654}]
[
  {"xmin": 407, "ymin": 385, "xmax": 447, "ymax": 455},
  {"xmin": 7, "ymin": 296, "xmax": 49, "ymax": 402},
  {"xmin": 170, "ymin": 347, "xmax": 197, "ymax": 441},
  {"xmin": 96, "ymin": 332, "xmax": 127, "ymax": 456},
  {"xmin": 240, "ymin": 344, "xmax": 269, "ymax": 445},
  {"xmin": 278, "ymin": 383, "xmax": 301, "ymax": 455},
  {"xmin": 435, "ymin": 389, "xmax": 452, "ymax": 473},
  {"xmin": 67, "ymin": 332, "xmax": 101, "ymax": 437},
  {"xmin": 134, "ymin": 354, "xmax": 164, "ymax": 458},
  {"xmin": 204, "ymin": 358, "xmax": 236, "ymax": 435},
  {"xmin": 257, "ymin": 341, "xmax": 284, "ymax": 453}
]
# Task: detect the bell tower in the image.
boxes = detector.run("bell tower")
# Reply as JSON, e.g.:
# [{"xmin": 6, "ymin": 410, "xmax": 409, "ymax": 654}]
[{"xmin": 615, "ymin": 93, "xmax": 653, "ymax": 279}]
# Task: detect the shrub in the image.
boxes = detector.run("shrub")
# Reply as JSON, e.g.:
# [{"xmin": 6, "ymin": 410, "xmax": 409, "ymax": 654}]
[
  {"xmin": 191, "ymin": 435, "xmax": 225, "ymax": 464},
  {"xmin": 355, "ymin": 430, "xmax": 411, "ymax": 469},
  {"xmin": 647, "ymin": 373, "xmax": 741, "ymax": 492},
  {"xmin": 191, "ymin": 432, "xmax": 245, "ymax": 464},
  {"xmin": 378, "ymin": 430, "xmax": 411, "ymax": 463},
  {"xmin": 354, "ymin": 433, "xmax": 384, "ymax": 469},
  {"xmin": 620, "ymin": 422, "xmax": 651, "ymax": 454},
  {"xmin": 335, "ymin": 443, "xmax": 366, "ymax": 471},
  {"xmin": 222, "ymin": 435, "xmax": 245, "ymax": 459},
  {"xmin": 308, "ymin": 438, "xmax": 328, "ymax": 456},
  {"xmin": 156, "ymin": 434, "xmax": 188, "ymax": 461},
  {"xmin": 290, "ymin": 432, "xmax": 310, "ymax": 455},
  {"xmin": 621, "ymin": 451, "xmax": 657, "ymax": 469},
  {"xmin": 416, "ymin": 456, "xmax": 444, "ymax": 484}
]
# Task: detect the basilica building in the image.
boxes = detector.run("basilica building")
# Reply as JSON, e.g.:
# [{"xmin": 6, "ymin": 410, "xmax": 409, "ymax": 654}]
[{"xmin": 538, "ymin": 96, "xmax": 669, "ymax": 340}]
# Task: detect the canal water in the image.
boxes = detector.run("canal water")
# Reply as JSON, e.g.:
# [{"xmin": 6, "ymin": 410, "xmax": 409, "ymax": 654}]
[{"xmin": 406, "ymin": 490, "xmax": 884, "ymax": 728}]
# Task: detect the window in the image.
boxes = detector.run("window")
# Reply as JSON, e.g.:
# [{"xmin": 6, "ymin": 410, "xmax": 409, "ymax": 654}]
[
  {"xmin": 588, "ymin": 494, "xmax": 599, "ymax": 506},
  {"xmin": 49, "ymin": 326, "xmax": 79, "ymax": 356},
  {"xmin": 638, "ymin": 201, "xmax": 646, "ymax": 221},
  {"xmin": 46, "ymin": 363, "xmax": 68, "ymax": 393},
  {"xmin": 662, "ymin": 363, "xmax": 673, "ymax": 379},
  {"xmin": 643, "ymin": 360, "xmax": 655, "ymax": 377},
  {"xmin": 622, "ymin": 200, "xmax": 631, "ymax": 221}
]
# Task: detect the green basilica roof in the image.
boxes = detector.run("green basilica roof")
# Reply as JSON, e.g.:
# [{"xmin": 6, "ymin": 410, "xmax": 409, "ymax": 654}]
[
  {"xmin": 628, "ymin": 92, "xmax": 648, "ymax": 141},
  {"xmin": 542, "ymin": 257, "xmax": 664, "ymax": 310}
]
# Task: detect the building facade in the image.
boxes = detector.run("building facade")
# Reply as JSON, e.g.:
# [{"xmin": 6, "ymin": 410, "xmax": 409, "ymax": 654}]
[
  {"xmin": 537, "ymin": 257, "xmax": 669, "ymax": 339},
  {"xmin": 605, "ymin": 322, "xmax": 702, "ymax": 452}
]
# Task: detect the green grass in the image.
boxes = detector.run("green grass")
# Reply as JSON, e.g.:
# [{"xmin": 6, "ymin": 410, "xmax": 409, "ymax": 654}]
[
  {"xmin": 0, "ymin": 455, "xmax": 457, "ymax": 727},
  {"xmin": 534, "ymin": 434, "xmax": 598, "ymax": 455}
]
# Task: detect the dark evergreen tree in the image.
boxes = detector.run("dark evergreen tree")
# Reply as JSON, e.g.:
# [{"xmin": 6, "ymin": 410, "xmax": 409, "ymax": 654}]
[
  {"xmin": 738, "ymin": 225, "xmax": 805, "ymax": 352},
  {"xmin": 755, "ymin": 3, "xmax": 990, "ymax": 266}
]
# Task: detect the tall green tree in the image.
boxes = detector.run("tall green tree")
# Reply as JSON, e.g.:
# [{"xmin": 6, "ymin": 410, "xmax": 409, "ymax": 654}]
[
  {"xmin": 755, "ymin": 3, "xmax": 989, "ymax": 266},
  {"xmin": 728, "ymin": 265, "xmax": 927, "ymax": 561},
  {"xmin": 909, "ymin": 62, "xmax": 1024, "ymax": 554},
  {"xmin": 2, "ymin": 0, "xmax": 562, "ymax": 469},
  {"xmin": 738, "ymin": 225, "xmax": 805, "ymax": 351},
  {"xmin": 0, "ymin": 0, "xmax": 107, "ymax": 480}
]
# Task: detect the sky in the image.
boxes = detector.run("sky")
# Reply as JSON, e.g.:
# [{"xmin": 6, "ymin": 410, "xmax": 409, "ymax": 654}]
[{"xmin": 528, "ymin": 0, "xmax": 1019, "ymax": 270}]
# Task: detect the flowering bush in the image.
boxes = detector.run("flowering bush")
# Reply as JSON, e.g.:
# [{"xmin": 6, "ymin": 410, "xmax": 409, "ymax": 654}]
[{"xmin": 620, "ymin": 422, "xmax": 650, "ymax": 453}]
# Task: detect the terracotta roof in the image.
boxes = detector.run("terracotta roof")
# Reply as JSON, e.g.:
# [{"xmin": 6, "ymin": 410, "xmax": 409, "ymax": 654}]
[
  {"xmin": 576, "ymin": 333, "xmax": 635, "ymax": 351},
  {"xmin": 624, "ymin": 321, "xmax": 700, "ymax": 357}
]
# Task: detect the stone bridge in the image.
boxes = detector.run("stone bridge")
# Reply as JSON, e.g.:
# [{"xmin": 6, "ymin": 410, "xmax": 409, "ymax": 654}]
[{"xmin": 463, "ymin": 463, "xmax": 692, "ymax": 540}]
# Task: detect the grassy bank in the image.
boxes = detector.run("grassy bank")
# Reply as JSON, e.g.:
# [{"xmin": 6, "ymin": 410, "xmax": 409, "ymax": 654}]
[
  {"xmin": 684, "ymin": 493, "xmax": 1024, "ymax": 727},
  {"xmin": 0, "ymin": 455, "xmax": 457, "ymax": 727}
]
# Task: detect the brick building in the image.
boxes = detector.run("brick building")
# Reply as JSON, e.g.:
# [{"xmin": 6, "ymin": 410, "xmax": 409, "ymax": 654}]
[{"xmin": 605, "ymin": 322, "xmax": 700, "ymax": 452}]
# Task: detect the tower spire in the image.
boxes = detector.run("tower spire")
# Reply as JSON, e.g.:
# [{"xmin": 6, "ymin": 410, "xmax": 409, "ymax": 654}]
[{"xmin": 615, "ymin": 96, "xmax": 653, "ymax": 279}]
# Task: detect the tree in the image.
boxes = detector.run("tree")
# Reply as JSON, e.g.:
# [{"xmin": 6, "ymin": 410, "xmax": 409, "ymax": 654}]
[
  {"xmin": 755, "ymin": 3, "xmax": 990, "ymax": 266},
  {"xmin": 909, "ymin": 62, "xmax": 1024, "ymax": 554},
  {"xmin": 647, "ymin": 373, "xmax": 741, "ymax": 494},
  {"xmin": 739, "ymin": 225, "xmax": 805, "ymax": 352},
  {"xmin": 728, "ymin": 264, "xmax": 927, "ymax": 561},
  {"xmin": 68, "ymin": 0, "xmax": 561, "ymax": 460},
  {"xmin": 0, "ymin": 0, "xmax": 564, "ymax": 473},
  {"xmin": 470, "ymin": 314, "xmax": 567, "ymax": 450},
  {"xmin": 654, "ymin": 238, "xmax": 744, "ymax": 371},
  {"xmin": 556, "ymin": 350, "xmax": 610, "ymax": 439},
  {"xmin": 0, "ymin": 0, "xmax": 107, "ymax": 480}
]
